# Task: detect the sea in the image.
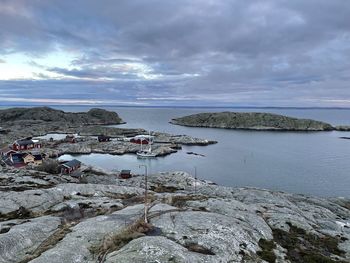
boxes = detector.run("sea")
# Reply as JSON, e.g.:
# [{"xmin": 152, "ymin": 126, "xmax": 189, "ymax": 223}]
[{"xmin": 2, "ymin": 105, "xmax": 350, "ymax": 197}]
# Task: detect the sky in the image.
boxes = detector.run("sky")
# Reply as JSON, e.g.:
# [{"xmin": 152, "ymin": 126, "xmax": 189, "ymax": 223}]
[{"xmin": 0, "ymin": 0, "xmax": 349, "ymax": 107}]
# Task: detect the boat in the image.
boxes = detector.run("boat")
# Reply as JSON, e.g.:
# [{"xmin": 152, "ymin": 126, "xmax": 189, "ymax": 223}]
[
  {"xmin": 136, "ymin": 132, "xmax": 157, "ymax": 158},
  {"xmin": 136, "ymin": 149, "xmax": 157, "ymax": 158}
]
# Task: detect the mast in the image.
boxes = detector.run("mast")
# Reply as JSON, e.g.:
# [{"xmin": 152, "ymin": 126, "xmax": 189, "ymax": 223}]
[{"xmin": 148, "ymin": 131, "xmax": 152, "ymax": 153}]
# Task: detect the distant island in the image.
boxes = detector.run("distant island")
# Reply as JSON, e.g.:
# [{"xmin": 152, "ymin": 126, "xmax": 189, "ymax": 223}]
[
  {"xmin": 171, "ymin": 112, "xmax": 350, "ymax": 131},
  {"xmin": 0, "ymin": 106, "xmax": 124, "ymax": 125}
]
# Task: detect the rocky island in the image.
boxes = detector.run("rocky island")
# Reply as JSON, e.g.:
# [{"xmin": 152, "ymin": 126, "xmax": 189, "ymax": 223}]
[
  {"xmin": 171, "ymin": 112, "xmax": 336, "ymax": 131},
  {"xmin": 0, "ymin": 107, "xmax": 216, "ymax": 158},
  {"xmin": 0, "ymin": 165, "xmax": 349, "ymax": 263},
  {"xmin": 0, "ymin": 107, "xmax": 124, "ymax": 125}
]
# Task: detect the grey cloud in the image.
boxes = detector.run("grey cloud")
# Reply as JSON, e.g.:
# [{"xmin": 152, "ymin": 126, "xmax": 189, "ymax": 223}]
[{"xmin": 0, "ymin": 0, "xmax": 350, "ymax": 106}]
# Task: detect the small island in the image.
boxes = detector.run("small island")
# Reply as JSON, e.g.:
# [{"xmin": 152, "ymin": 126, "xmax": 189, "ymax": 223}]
[{"xmin": 171, "ymin": 112, "xmax": 337, "ymax": 131}]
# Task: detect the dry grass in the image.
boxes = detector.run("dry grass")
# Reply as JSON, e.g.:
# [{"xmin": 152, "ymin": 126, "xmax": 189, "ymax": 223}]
[
  {"xmin": 0, "ymin": 206, "xmax": 33, "ymax": 221},
  {"xmin": 19, "ymin": 223, "xmax": 73, "ymax": 263},
  {"xmin": 170, "ymin": 194, "xmax": 208, "ymax": 208},
  {"xmin": 150, "ymin": 184, "xmax": 181, "ymax": 193},
  {"xmin": 90, "ymin": 219, "xmax": 154, "ymax": 262},
  {"xmin": 185, "ymin": 243, "xmax": 215, "ymax": 255}
]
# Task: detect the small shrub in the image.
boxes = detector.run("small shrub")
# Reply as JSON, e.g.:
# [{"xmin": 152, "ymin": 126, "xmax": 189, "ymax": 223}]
[
  {"xmin": 257, "ymin": 239, "xmax": 276, "ymax": 263},
  {"xmin": 37, "ymin": 159, "xmax": 60, "ymax": 174}
]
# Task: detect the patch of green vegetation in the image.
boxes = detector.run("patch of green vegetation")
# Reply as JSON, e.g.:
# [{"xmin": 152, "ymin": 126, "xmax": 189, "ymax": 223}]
[
  {"xmin": 36, "ymin": 159, "xmax": 60, "ymax": 174},
  {"xmin": 257, "ymin": 238, "xmax": 276, "ymax": 263},
  {"xmin": 272, "ymin": 222, "xmax": 347, "ymax": 263}
]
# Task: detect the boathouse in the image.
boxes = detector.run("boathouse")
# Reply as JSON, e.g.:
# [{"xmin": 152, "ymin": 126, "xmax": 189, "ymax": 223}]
[
  {"xmin": 120, "ymin": 169, "xmax": 132, "ymax": 179},
  {"xmin": 61, "ymin": 159, "xmax": 81, "ymax": 174}
]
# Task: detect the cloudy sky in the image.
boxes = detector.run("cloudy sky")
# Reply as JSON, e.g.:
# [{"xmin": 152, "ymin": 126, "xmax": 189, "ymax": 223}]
[{"xmin": 0, "ymin": 0, "xmax": 349, "ymax": 107}]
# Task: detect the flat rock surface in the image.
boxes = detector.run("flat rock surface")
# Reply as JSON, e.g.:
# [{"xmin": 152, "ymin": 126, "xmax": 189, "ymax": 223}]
[
  {"xmin": 105, "ymin": 236, "xmax": 213, "ymax": 263},
  {"xmin": 0, "ymin": 216, "xmax": 61, "ymax": 263},
  {"xmin": 30, "ymin": 205, "xmax": 144, "ymax": 263}
]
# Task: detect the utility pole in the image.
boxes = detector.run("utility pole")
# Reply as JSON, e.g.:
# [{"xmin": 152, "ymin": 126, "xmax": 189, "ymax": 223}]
[{"xmin": 139, "ymin": 164, "xmax": 148, "ymax": 223}]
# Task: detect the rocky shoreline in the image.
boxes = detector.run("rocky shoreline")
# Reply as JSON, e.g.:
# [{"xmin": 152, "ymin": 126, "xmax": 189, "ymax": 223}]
[
  {"xmin": 171, "ymin": 112, "xmax": 350, "ymax": 131},
  {"xmin": 0, "ymin": 165, "xmax": 349, "ymax": 262},
  {"xmin": 35, "ymin": 131, "xmax": 216, "ymax": 158}
]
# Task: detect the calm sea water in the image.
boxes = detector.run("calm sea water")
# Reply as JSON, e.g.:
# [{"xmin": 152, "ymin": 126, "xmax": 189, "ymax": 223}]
[{"xmin": 2, "ymin": 105, "xmax": 350, "ymax": 197}]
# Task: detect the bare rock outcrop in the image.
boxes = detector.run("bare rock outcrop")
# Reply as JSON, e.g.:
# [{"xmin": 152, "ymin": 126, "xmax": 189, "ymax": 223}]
[
  {"xmin": 171, "ymin": 112, "xmax": 335, "ymax": 131},
  {"xmin": 0, "ymin": 168, "xmax": 349, "ymax": 262}
]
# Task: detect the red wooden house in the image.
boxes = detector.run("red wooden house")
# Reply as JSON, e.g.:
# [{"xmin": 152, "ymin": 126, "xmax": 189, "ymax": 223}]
[
  {"xmin": 61, "ymin": 159, "xmax": 81, "ymax": 174},
  {"xmin": 129, "ymin": 135, "xmax": 153, "ymax": 145},
  {"xmin": 119, "ymin": 170, "xmax": 132, "ymax": 179},
  {"xmin": 12, "ymin": 139, "xmax": 41, "ymax": 151}
]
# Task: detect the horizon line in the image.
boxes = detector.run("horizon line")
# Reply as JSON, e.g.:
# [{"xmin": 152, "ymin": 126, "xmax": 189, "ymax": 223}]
[{"xmin": 2, "ymin": 104, "xmax": 350, "ymax": 110}]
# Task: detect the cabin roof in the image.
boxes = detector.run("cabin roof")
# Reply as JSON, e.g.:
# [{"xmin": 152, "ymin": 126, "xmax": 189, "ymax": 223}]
[
  {"xmin": 62, "ymin": 159, "xmax": 81, "ymax": 168},
  {"xmin": 15, "ymin": 139, "xmax": 34, "ymax": 146},
  {"xmin": 11, "ymin": 153, "xmax": 25, "ymax": 158},
  {"xmin": 98, "ymin": 135, "xmax": 111, "ymax": 139},
  {"xmin": 33, "ymin": 154, "xmax": 43, "ymax": 161},
  {"xmin": 121, "ymin": 169, "xmax": 131, "ymax": 174},
  {"xmin": 11, "ymin": 155, "xmax": 24, "ymax": 164}
]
